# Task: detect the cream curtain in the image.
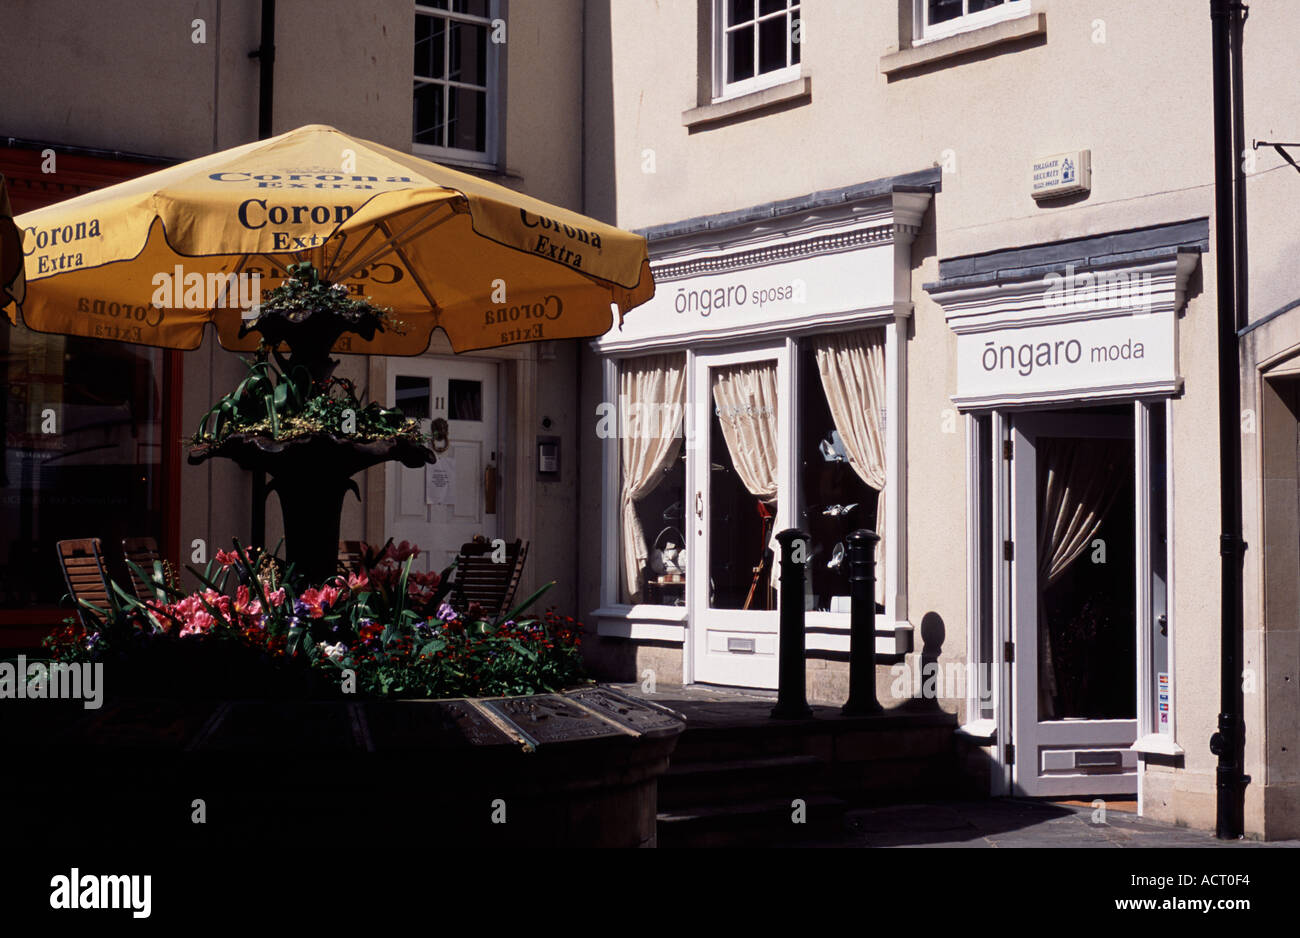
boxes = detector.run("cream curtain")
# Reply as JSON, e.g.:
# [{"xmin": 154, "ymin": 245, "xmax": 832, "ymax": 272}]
[
  {"xmin": 710, "ymin": 362, "xmax": 780, "ymax": 504},
  {"xmin": 814, "ymin": 329, "xmax": 888, "ymax": 606},
  {"xmin": 1035, "ymin": 436, "xmax": 1129, "ymax": 719},
  {"xmin": 619, "ymin": 353, "xmax": 687, "ymax": 603},
  {"xmin": 712, "ymin": 362, "xmax": 781, "ymax": 595}
]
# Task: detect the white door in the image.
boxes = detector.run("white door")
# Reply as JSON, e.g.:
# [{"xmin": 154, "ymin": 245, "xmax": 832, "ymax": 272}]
[
  {"xmin": 1010, "ymin": 411, "xmax": 1138, "ymax": 797},
  {"xmin": 385, "ymin": 357, "xmax": 499, "ymax": 575},
  {"xmin": 689, "ymin": 346, "xmax": 788, "ymax": 688}
]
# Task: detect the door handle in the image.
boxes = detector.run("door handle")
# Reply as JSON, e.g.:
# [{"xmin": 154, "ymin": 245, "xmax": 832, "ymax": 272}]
[
  {"xmin": 695, "ymin": 491, "xmax": 704, "ymax": 520},
  {"xmin": 484, "ymin": 463, "xmax": 498, "ymax": 515}
]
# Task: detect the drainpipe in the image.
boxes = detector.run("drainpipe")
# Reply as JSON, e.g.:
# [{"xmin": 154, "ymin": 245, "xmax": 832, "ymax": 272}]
[
  {"xmin": 1208, "ymin": 0, "xmax": 1249, "ymax": 841},
  {"xmin": 248, "ymin": 0, "xmax": 277, "ymax": 548}
]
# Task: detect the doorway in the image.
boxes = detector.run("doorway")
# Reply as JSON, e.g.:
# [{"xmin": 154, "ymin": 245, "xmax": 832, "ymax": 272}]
[
  {"xmin": 1009, "ymin": 407, "xmax": 1139, "ymax": 797},
  {"xmin": 689, "ymin": 345, "xmax": 786, "ymax": 688},
  {"xmin": 385, "ymin": 356, "xmax": 500, "ymax": 574}
]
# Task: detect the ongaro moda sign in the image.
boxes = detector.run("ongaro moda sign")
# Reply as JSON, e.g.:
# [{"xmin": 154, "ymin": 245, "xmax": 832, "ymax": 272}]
[{"xmin": 953, "ymin": 309, "xmax": 1177, "ymax": 405}]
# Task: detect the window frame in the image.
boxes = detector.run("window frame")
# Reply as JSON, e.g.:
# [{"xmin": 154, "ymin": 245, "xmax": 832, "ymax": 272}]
[
  {"xmin": 412, "ymin": 0, "xmax": 505, "ymax": 170},
  {"xmin": 598, "ymin": 317, "xmax": 907, "ymax": 641},
  {"xmin": 913, "ymin": 0, "xmax": 1030, "ymax": 45},
  {"xmin": 712, "ymin": 0, "xmax": 803, "ymax": 103}
]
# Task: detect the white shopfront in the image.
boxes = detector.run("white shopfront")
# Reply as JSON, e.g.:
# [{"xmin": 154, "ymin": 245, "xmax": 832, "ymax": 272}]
[
  {"xmin": 928, "ymin": 236, "xmax": 1203, "ymax": 799},
  {"xmin": 591, "ymin": 186, "xmax": 931, "ymax": 690}
]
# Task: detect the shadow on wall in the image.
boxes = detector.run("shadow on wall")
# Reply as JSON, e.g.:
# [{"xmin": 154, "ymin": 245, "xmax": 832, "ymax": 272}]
[
  {"xmin": 894, "ymin": 610, "xmax": 947, "ymax": 713},
  {"xmin": 583, "ymin": 636, "xmax": 682, "ymax": 685}
]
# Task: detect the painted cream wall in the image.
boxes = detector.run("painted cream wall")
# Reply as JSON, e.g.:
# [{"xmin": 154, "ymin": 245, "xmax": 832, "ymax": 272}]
[
  {"xmin": 2, "ymin": 0, "xmax": 589, "ymax": 615},
  {"xmin": 580, "ymin": 0, "xmax": 1298, "ymax": 835}
]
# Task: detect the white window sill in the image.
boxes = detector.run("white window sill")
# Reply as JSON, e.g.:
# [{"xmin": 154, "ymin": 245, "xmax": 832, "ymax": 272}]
[
  {"xmin": 682, "ymin": 75, "xmax": 812, "ymax": 130},
  {"xmin": 594, "ymin": 605, "xmax": 687, "ymax": 642},
  {"xmin": 880, "ymin": 12, "xmax": 1045, "ymax": 78},
  {"xmin": 956, "ymin": 718, "xmax": 998, "ymax": 744},
  {"xmin": 804, "ymin": 617, "xmax": 913, "ymax": 657},
  {"xmin": 410, "ymin": 145, "xmax": 513, "ymax": 177},
  {"xmin": 1130, "ymin": 733, "xmax": 1184, "ymax": 756}
]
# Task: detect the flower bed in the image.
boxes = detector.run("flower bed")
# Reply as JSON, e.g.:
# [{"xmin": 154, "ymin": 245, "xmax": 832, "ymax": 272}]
[{"xmin": 46, "ymin": 540, "xmax": 586, "ymax": 700}]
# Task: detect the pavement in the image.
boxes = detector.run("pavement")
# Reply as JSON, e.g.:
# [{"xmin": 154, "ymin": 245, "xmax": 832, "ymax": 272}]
[
  {"xmin": 607, "ymin": 682, "xmax": 1300, "ymax": 848},
  {"xmin": 807, "ymin": 799, "xmax": 1300, "ymax": 848}
]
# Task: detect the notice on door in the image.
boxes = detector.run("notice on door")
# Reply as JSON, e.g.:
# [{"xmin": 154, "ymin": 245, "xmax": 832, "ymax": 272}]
[{"xmin": 426, "ymin": 456, "xmax": 455, "ymax": 506}]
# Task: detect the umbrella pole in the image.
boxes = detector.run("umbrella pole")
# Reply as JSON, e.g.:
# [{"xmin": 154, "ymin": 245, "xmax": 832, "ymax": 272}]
[{"xmin": 249, "ymin": 0, "xmax": 277, "ymax": 550}]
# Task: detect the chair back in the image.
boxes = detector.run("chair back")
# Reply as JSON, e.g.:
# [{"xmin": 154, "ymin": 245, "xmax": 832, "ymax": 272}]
[
  {"xmin": 122, "ymin": 536, "xmax": 163, "ymax": 603},
  {"xmin": 337, "ymin": 540, "xmax": 367, "ymax": 577},
  {"xmin": 449, "ymin": 539, "xmax": 529, "ymax": 620},
  {"xmin": 56, "ymin": 539, "xmax": 112, "ymax": 628}
]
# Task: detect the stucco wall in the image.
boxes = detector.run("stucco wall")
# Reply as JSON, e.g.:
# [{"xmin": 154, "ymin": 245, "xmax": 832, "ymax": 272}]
[{"xmin": 578, "ymin": 0, "xmax": 1297, "ymax": 835}]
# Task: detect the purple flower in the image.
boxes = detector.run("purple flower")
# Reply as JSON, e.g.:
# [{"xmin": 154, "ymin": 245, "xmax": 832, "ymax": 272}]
[{"xmin": 436, "ymin": 603, "xmax": 457, "ymax": 622}]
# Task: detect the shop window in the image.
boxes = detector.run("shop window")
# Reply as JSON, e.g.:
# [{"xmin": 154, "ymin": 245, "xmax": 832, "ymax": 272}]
[
  {"xmin": 0, "ymin": 325, "xmax": 165, "ymax": 609},
  {"xmin": 797, "ymin": 338, "xmax": 882, "ymax": 613},
  {"xmin": 914, "ymin": 0, "xmax": 1029, "ymax": 43},
  {"xmin": 617, "ymin": 353, "xmax": 687, "ymax": 606},
  {"xmin": 715, "ymin": 0, "xmax": 802, "ymax": 100},
  {"xmin": 414, "ymin": 0, "xmax": 503, "ymax": 166}
]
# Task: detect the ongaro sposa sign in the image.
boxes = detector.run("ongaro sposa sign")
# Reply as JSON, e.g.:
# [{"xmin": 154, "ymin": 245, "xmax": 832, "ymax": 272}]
[{"xmin": 955, "ymin": 311, "xmax": 1176, "ymax": 403}]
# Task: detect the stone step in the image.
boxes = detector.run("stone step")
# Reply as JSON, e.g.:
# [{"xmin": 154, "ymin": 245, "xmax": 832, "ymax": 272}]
[
  {"xmin": 657, "ymin": 794, "xmax": 850, "ymax": 848},
  {"xmin": 658, "ymin": 753, "xmax": 832, "ymax": 809}
]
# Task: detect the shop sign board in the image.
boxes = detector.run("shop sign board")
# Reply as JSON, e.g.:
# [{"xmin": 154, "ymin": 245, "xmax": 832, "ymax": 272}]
[
  {"xmin": 954, "ymin": 308, "xmax": 1177, "ymax": 405},
  {"xmin": 606, "ymin": 247, "xmax": 894, "ymax": 346}
]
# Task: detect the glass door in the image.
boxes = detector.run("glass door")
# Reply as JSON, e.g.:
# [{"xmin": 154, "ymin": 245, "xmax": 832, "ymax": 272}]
[
  {"xmin": 1010, "ymin": 409, "xmax": 1139, "ymax": 796},
  {"xmin": 689, "ymin": 345, "xmax": 787, "ymax": 688}
]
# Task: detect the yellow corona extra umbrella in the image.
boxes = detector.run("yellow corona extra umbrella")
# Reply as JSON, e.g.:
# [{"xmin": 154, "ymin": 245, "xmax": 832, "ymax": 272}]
[
  {"xmin": 0, "ymin": 175, "xmax": 23, "ymax": 312},
  {"xmin": 5, "ymin": 124, "xmax": 653, "ymax": 354}
]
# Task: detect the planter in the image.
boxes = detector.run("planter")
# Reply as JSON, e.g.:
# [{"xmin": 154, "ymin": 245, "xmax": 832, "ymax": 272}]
[{"xmin": 5, "ymin": 686, "xmax": 686, "ymax": 849}]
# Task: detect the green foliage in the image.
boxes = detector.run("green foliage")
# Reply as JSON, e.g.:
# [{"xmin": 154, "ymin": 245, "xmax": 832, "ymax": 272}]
[{"xmin": 44, "ymin": 539, "xmax": 587, "ymax": 701}]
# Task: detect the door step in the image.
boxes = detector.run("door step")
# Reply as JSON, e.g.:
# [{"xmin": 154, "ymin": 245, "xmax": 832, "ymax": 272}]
[
  {"xmin": 659, "ymin": 753, "xmax": 830, "ymax": 809},
  {"xmin": 657, "ymin": 794, "xmax": 849, "ymax": 848}
]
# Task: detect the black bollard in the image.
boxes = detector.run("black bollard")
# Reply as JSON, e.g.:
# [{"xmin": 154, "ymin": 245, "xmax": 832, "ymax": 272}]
[
  {"xmin": 842, "ymin": 528, "xmax": 883, "ymax": 716},
  {"xmin": 771, "ymin": 528, "xmax": 813, "ymax": 720}
]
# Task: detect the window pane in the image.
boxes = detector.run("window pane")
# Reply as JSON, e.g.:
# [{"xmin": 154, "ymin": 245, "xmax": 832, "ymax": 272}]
[
  {"xmin": 727, "ymin": 0, "xmax": 754, "ymax": 27},
  {"xmin": 758, "ymin": 0, "xmax": 786, "ymax": 15},
  {"xmin": 449, "ymin": 20, "xmax": 488, "ymax": 87},
  {"xmin": 791, "ymin": 14, "xmax": 801, "ymax": 64},
  {"xmin": 928, "ymin": 0, "xmax": 964, "ymax": 25},
  {"xmin": 627, "ymin": 447, "xmax": 687, "ymax": 606},
  {"xmin": 708, "ymin": 362, "xmax": 778, "ymax": 612},
  {"xmin": 452, "ymin": 0, "xmax": 490, "ymax": 17},
  {"xmin": 395, "ymin": 375, "xmax": 431, "ymax": 420},
  {"xmin": 758, "ymin": 14, "xmax": 789, "ymax": 73},
  {"xmin": 727, "ymin": 25, "xmax": 755, "ymax": 83},
  {"xmin": 448, "ymin": 86, "xmax": 486, "ymax": 152},
  {"xmin": 1037, "ymin": 436, "xmax": 1136, "ymax": 721},
  {"xmin": 414, "ymin": 13, "xmax": 446, "ymax": 79},
  {"xmin": 798, "ymin": 344, "xmax": 880, "ymax": 614},
  {"xmin": 618, "ymin": 355, "xmax": 687, "ymax": 606},
  {"xmin": 413, "ymin": 80, "xmax": 446, "ymax": 147},
  {"xmin": 0, "ymin": 330, "xmax": 164, "ymax": 608},
  {"xmin": 969, "ymin": 0, "xmax": 1005, "ymax": 11},
  {"xmin": 447, "ymin": 379, "xmax": 482, "ymax": 421}
]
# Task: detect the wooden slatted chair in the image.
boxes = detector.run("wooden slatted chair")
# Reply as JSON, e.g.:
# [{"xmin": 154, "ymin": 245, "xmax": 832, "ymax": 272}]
[
  {"xmin": 448, "ymin": 539, "xmax": 529, "ymax": 620},
  {"xmin": 122, "ymin": 536, "xmax": 165, "ymax": 603},
  {"xmin": 337, "ymin": 540, "xmax": 367, "ymax": 577},
  {"xmin": 56, "ymin": 538, "xmax": 113, "ymax": 628}
]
